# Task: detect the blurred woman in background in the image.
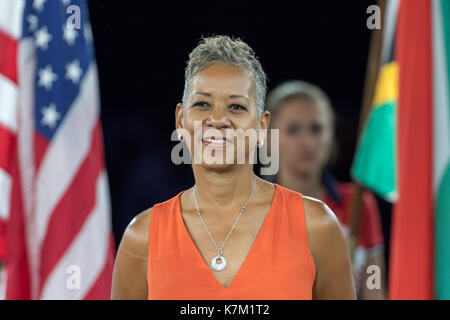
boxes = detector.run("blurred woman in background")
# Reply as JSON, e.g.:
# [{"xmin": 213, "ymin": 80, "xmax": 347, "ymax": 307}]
[{"xmin": 265, "ymin": 81, "xmax": 386, "ymax": 299}]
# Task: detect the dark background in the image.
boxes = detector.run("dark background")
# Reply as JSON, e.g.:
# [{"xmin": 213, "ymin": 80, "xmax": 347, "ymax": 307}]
[{"xmin": 86, "ymin": 0, "xmax": 391, "ymax": 274}]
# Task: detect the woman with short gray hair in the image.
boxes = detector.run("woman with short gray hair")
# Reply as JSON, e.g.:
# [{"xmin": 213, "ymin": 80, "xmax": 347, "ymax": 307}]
[{"xmin": 111, "ymin": 36, "xmax": 356, "ymax": 300}]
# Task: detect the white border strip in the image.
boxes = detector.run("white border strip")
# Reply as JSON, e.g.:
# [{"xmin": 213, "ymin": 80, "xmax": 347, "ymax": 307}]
[{"xmin": 432, "ymin": 0, "xmax": 450, "ymax": 194}]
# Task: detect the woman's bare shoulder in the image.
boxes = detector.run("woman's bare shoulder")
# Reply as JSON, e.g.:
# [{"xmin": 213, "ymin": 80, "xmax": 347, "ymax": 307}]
[
  {"xmin": 119, "ymin": 207, "xmax": 153, "ymax": 260},
  {"xmin": 111, "ymin": 208, "xmax": 152, "ymax": 299},
  {"xmin": 301, "ymin": 195, "xmax": 356, "ymax": 299},
  {"xmin": 302, "ymin": 196, "xmax": 340, "ymax": 228},
  {"xmin": 301, "ymin": 195, "xmax": 347, "ymax": 259}
]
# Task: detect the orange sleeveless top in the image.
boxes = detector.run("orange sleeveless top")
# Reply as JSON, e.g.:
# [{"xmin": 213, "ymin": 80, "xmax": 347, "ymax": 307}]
[{"xmin": 147, "ymin": 183, "xmax": 316, "ymax": 300}]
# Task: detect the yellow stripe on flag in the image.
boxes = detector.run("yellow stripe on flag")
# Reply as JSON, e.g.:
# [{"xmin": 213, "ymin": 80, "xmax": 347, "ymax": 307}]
[{"xmin": 373, "ymin": 61, "xmax": 398, "ymax": 108}]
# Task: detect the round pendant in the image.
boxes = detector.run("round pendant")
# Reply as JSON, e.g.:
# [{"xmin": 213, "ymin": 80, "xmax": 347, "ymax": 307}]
[{"xmin": 211, "ymin": 255, "xmax": 227, "ymax": 271}]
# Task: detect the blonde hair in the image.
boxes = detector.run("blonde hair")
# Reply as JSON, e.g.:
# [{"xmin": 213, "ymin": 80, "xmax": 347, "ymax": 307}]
[{"xmin": 265, "ymin": 80, "xmax": 334, "ymax": 128}]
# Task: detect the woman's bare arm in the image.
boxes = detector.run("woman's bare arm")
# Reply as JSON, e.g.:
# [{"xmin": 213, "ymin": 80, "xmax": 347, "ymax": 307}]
[
  {"xmin": 303, "ymin": 197, "xmax": 356, "ymax": 300},
  {"xmin": 111, "ymin": 208, "xmax": 152, "ymax": 300}
]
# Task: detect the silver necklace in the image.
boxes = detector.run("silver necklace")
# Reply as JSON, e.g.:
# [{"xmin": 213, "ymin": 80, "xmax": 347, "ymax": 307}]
[{"xmin": 193, "ymin": 175, "xmax": 256, "ymax": 272}]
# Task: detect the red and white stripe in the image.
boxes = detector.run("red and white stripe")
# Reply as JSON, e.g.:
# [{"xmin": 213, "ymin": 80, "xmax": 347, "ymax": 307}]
[
  {"xmin": 0, "ymin": 0, "xmax": 22, "ymax": 217},
  {"xmin": 0, "ymin": 0, "xmax": 24, "ymax": 300},
  {"xmin": 0, "ymin": 0, "xmax": 115, "ymax": 299}
]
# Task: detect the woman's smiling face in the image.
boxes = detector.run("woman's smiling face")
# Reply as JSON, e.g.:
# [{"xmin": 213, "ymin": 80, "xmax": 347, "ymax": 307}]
[{"xmin": 176, "ymin": 62, "xmax": 268, "ymax": 171}]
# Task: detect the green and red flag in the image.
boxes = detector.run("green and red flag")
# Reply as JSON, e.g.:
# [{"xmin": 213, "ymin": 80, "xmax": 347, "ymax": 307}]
[{"xmin": 351, "ymin": 0, "xmax": 450, "ymax": 299}]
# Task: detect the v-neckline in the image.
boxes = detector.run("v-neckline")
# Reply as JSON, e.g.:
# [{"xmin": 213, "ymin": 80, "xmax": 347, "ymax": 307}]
[{"xmin": 176, "ymin": 183, "xmax": 278, "ymax": 290}]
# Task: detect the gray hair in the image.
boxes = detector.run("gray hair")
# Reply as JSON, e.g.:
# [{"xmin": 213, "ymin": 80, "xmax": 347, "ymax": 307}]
[
  {"xmin": 182, "ymin": 35, "xmax": 267, "ymax": 117},
  {"xmin": 265, "ymin": 80, "xmax": 334, "ymax": 127}
]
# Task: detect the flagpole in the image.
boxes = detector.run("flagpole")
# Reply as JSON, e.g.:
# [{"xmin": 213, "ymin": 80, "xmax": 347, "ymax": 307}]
[{"xmin": 348, "ymin": 0, "xmax": 386, "ymax": 261}]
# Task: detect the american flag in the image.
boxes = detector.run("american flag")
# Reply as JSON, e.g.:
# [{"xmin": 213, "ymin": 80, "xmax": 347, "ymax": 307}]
[{"xmin": 0, "ymin": 0, "xmax": 115, "ymax": 299}]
